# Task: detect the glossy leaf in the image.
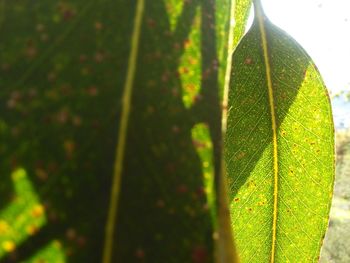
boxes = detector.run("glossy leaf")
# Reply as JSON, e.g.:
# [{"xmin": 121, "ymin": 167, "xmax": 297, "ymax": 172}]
[
  {"xmin": 225, "ymin": 1, "xmax": 335, "ymax": 262},
  {"xmin": 0, "ymin": 1, "xmax": 251, "ymax": 263}
]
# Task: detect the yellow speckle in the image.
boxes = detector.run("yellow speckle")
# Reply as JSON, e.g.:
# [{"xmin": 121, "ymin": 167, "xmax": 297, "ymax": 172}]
[
  {"xmin": 0, "ymin": 220, "xmax": 10, "ymax": 234},
  {"xmin": 2, "ymin": 241, "xmax": 16, "ymax": 252},
  {"xmin": 26, "ymin": 225, "xmax": 38, "ymax": 235},
  {"xmin": 204, "ymin": 172, "xmax": 211, "ymax": 179},
  {"xmin": 11, "ymin": 168, "xmax": 26, "ymax": 180},
  {"xmin": 236, "ymin": 151, "xmax": 246, "ymax": 160},
  {"xmin": 53, "ymin": 240, "xmax": 62, "ymax": 249},
  {"xmin": 31, "ymin": 204, "xmax": 45, "ymax": 217},
  {"xmin": 203, "ymin": 161, "xmax": 209, "ymax": 168},
  {"xmin": 63, "ymin": 139, "xmax": 76, "ymax": 158}
]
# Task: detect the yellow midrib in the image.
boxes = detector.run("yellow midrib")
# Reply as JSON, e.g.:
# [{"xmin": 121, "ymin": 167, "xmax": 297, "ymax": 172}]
[
  {"xmin": 102, "ymin": 0, "xmax": 145, "ymax": 262},
  {"xmin": 255, "ymin": 3, "xmax": 279, "ymax": 263}
]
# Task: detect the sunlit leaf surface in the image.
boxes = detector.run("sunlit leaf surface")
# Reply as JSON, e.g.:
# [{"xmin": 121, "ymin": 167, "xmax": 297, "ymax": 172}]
[
  {"xmin": 0, "ymin": 169, "xmax": 46, "ymax": 257},
  {"xmin": 225, "ymin": 1, "xmax": 334, "ymax": 262}
]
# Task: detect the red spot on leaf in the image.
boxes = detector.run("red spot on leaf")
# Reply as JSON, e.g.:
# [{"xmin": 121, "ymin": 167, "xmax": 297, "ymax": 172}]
[
  {"xmin": 196, "ymin": 187, "xmax": 206, "ymax": 197},
  {"xmin": 86, "ymin": 86, "xmax": 98, "ymax": 96},
  {"xmin": 94, "ymin": 21, "xmax": 103, "ymax": 30},
  {"xmin": 244, "ymin": 57, "xmax": 253, "ymax": 65},
  {"xmin": 176, "ymin": 184, "xmax": 188, "ymax": 194},
  {"xmin": 94, "ymin": 52, "xmax": 105, "ymax": 63},
  {"xmin": 79, "ymin": 54, "xmax": 88, "ymax": 63},
  {"xmin": 135, "ymin": 248, "xmax": 145, "ymax": 259},
  {"xmin": 35, "ymin": 168, "xmax": 48, "ymax": 181},
  {"xmin": 156, "ymin": 199, "xmax": 165, "ymax": 208},
  {"xmin": 147, "ymin": 18, "xmax": 156, "ymax": 28},
  {"xmin": 76, "ymin": 236, "xmax": 87, "ymax": 247},
  {"xmin": 191, "ymin": 245, "xmax": 208, "ymax": 263},
  {"xmin": 66, "ymin": 228, "xmax": 77, "ymax": 241}
]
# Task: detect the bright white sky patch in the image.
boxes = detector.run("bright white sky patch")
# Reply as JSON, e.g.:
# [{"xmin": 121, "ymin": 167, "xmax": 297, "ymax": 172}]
[
  {"xmin": 251, "ymin": 0, "xmax": 350, "ymax": 96},
  {"xmin": 245, "ymin": 0, "xmax": 350, "ymax": 128}
]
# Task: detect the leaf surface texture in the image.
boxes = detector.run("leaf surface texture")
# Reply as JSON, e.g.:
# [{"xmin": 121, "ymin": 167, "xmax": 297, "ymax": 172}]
[{"xmin": 226, "ymin": 2, "xmax": 335, "ymax": 262}]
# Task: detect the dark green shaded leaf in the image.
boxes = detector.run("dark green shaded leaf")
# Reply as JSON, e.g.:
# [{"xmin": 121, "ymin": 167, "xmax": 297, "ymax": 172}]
[{"xmin": 0, "ymin": 0, "xmax": 249, "ymax": 262}]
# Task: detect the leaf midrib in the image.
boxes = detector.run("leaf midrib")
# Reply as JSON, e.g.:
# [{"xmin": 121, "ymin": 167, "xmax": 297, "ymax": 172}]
[
  {"xmin": 102, "ymin": 1, "xmax": 145, "ymax": 262},
  {"xmin": 254, "ymin": 1, "xmax": 279, "ymax": 262}
]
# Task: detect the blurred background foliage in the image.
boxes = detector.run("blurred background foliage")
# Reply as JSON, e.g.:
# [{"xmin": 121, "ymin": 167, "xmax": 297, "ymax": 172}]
[{"xmin": 0, "ymin": 0, "xmax": 236, "ymax": 262}]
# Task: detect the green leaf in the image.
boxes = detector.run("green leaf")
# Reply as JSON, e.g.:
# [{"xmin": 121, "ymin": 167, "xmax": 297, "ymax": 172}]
[
  {"xmin": 225, "ymin": 1, "xmax": 335, "ymax": 262},
  {"xmin": 1, "ymin": 1, "xmax": 137, "ymax": 261},
  {"xmin": 232, "ymin": 0, "xmax": 253, "ymax": 49}
]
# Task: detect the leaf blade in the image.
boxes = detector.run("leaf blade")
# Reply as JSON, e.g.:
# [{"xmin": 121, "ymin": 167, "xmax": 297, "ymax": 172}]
[
  {"xmin": 0, "ymin": 0, "xmax": 231, "ymax": 262},
  {"xmin": 226, "ymin": 1, "xmax": 334, "ymax": 262}
]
